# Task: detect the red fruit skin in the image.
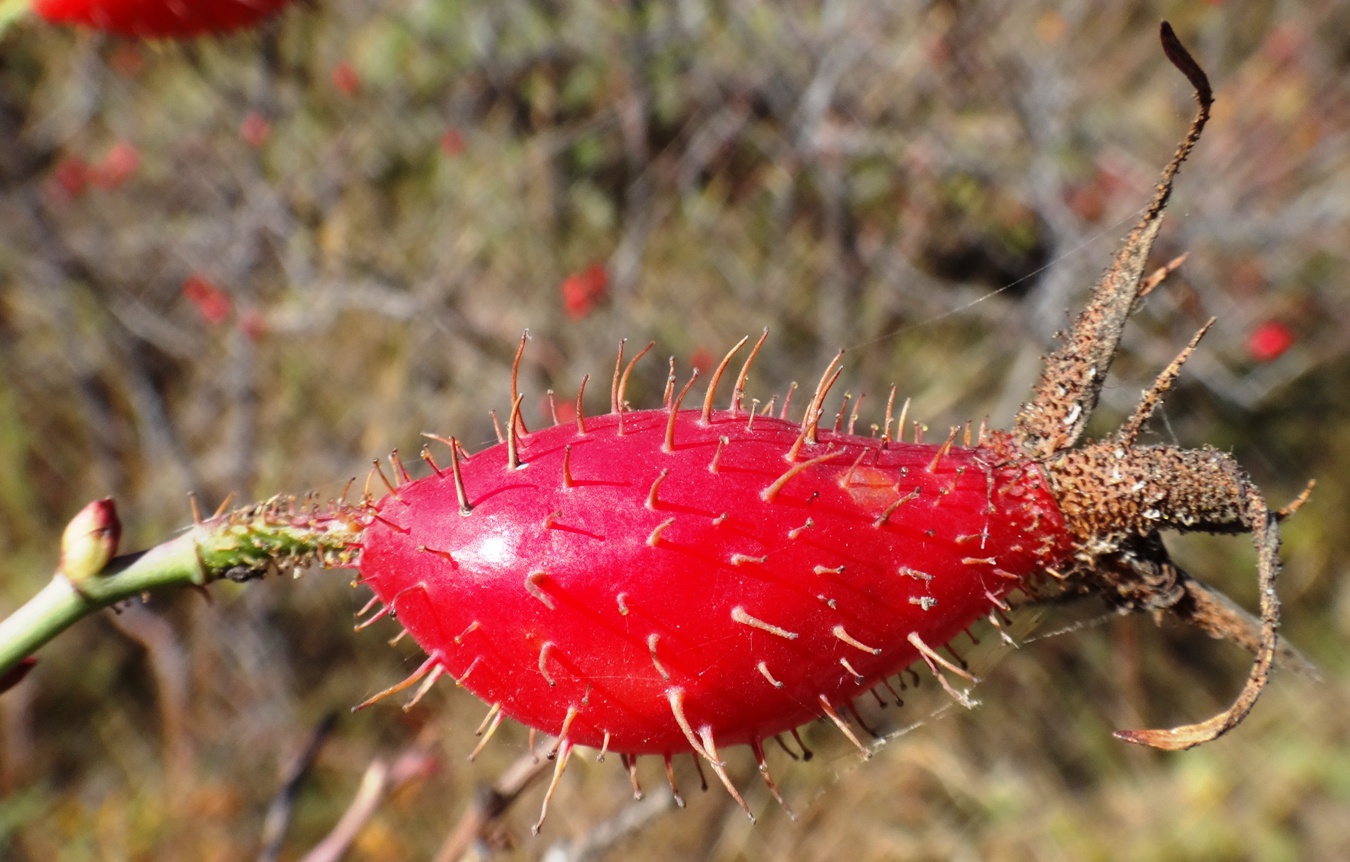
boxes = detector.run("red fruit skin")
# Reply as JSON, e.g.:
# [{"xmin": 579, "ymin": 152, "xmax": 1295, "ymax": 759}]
[
  {"xmin": 359, "ymin": 409, "xmax": 1072, "ymax": 755},
  {"xmin": 33, "ymin": 0, "xmax": 293, "ymax": 38}
]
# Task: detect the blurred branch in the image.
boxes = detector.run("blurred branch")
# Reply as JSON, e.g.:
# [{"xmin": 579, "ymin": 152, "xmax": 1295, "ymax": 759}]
[
  {"xmin": 299, "ymin": 729, "xmax": 439, "ymax": 862},
  {"xmin": 542, "ymin": 788, "xmax": 675, "ymax": 862},
  {"xmin": 106, "ymin": 602, "xmax": 193, "ymax": 783},
  {"xmin": 258, "ymin": 712, "xmax": 340, "ymax": 862},
  {"xmin": 19, "ymin": 187, "xmax": 201, "ymax": 499},
  {"xmin": 300, "ymin": 757, "xmax": 392, "ymax": 862}
]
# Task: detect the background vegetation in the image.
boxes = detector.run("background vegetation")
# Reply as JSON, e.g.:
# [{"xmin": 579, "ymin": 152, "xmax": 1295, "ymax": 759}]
[{"xmin": 2, "ymin": 0, "xmax": 1348, "ymax": 859}]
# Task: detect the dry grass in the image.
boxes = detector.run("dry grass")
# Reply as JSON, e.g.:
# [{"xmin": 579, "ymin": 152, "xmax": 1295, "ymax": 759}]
[{"xmin": 2, "ymin": 1, "xmax": 1349, "ymax": 859}]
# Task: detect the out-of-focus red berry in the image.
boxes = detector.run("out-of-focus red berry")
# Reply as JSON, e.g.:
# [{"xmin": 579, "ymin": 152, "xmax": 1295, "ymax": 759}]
[
  {"xmin": 541, "ymin": 393, "xmax": 577, "ymax": 426},
  {"xmin": 108, "ymin": 44, "xmax": 145, "ymax": 77},
  {"xmin": 1247, "ymin": 321, "xmax": 1295, "ymax": 363},
  {"xmin": 688, "ymin": 346, "xmax": 715, "ymax": 375},
  {"xmin": 0, "ymin": 658, "xmax": 37, "ymax": 694},
  {"xmin": 332, "ymin": 62, "xmax": 361, "ymax": 97},
  {"xmin": 90, "ymin": 141, "xmax": 140, "ymax": 189},
  {"xmin": 183, "ymin": 275, "xmax": 233, "ymax": 326},
  {"xmin": 237, "ymin": 309, "xmax": 267, "ymax": 341},
  {"xmin": 34, "ymin": 0, "xmax": 295, "ymax": 39},
  {"xmin": 561, "ymin": 263, "xmax": 608, "ymax": 320},
  {"xmin": 241, "ymin": 112, "xmax": 272, "ymax": 148},
  {"xmin": 51, "ymin": 158, "xmax": 90, "ymax": 201},
  {"xmin": 440, "ymin": 128, "xmax": 466, "ymax": 158}
]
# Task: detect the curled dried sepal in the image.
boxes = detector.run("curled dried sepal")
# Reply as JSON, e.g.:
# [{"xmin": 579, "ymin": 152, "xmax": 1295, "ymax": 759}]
[
  {"xmin": 59, "ymin": 498, "xmax": 121, "ymax": 584},
  {"xmin": 1112, "ymin": 487, "xmax": 1281, "ymax": 751}
]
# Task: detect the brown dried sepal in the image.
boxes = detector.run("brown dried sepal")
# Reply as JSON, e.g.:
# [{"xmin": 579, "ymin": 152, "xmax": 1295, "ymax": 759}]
[
  {"xmin": 1015, "ymin": 22, "xmax": 1213, "ymax": 460},
  {"xmin": 1048, "ymin": 443, "xmax": 1250, "ymax": 547},
  {"xmin": 1011, "ymin": 24, "xmax": 1301, "ymax": 752}
]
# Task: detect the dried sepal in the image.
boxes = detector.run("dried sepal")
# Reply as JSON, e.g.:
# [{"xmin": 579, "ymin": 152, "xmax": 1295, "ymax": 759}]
[
  {"xmin": 1012, "ymin": 23, "xmax": 1299, "ymax": 751},
  {"xmin": 1015, "ymin": 23, "xmax": 1213, "ymax": 460}
]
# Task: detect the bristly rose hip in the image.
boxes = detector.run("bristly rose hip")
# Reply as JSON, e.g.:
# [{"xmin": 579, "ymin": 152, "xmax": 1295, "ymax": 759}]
[{"xmin": 357, "ymin": 337, "xmax": 1073, "ymax": 822}]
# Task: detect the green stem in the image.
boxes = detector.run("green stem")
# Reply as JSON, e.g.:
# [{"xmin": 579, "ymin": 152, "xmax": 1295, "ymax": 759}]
[
  {"xmin": 0, "ymin": 0, "xmax": 31, "ymax": 41},
  {"xmin": 0, "ymin": 499, "xmax": 363, "ymax": 679},
  {"xmin": 0, "ymin": 537, "xmax": 193, "ymax": 672}
]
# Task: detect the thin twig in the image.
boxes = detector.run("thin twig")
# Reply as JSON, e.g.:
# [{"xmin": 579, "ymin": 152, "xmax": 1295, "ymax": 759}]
[
  {"xmin": 298, "ymin": 759, "xmax": 391, "ymax": 862},
  {"xmin": 258, "ymin": 712, "xmax": 339, "ymax": 862},
  {"xmin": 299, "ymin": 728, "xmax": 439, "ymax": 862},
  {"xmin": 432, "ymin": 741, "xmax": 555, "ymax": 862},
  {"xmin": 541, "ymin": 788, "xmax": 676, "ymax": 862}
]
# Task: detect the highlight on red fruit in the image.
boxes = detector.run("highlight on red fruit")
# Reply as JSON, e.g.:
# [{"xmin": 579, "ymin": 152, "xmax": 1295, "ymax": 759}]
[
  {"xmin": 560, "ymin": 262, "xmax": 608, "ymax": 319},
  {"xmin": 1246, "ymin": 320, "xmax": 1294, "ymax": 363},
  {"xmin": 182, "ymin": 275, "xmax": 232, "ymax": 326},
  {"xmin": 32, "ymin": 0, "xmax": 295, "ymax": 38}
]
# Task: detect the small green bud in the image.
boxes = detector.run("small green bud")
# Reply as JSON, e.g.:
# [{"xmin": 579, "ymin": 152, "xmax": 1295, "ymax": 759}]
[{"xmin": 59, "ymin": 498, "xmax": 122, "ymax": 583}]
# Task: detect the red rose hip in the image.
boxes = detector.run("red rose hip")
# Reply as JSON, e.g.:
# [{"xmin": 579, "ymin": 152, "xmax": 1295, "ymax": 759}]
[
  {"xmin": 33, "ymin": 0, "xmax": 294, "ymax": 38},
  {"xmin": 356, "ymin": 347, "xmax": 1073, "ymax": 822}
]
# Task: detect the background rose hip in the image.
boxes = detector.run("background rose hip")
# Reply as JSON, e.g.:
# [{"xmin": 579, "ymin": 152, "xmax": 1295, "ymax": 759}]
[
  {"xmin": 1247, "ymin": 320, "xmax": 1295, "ymax": 363},
  {"xmin": 32, "ymin": 0, "xmax": 295, "ymax": 38}
]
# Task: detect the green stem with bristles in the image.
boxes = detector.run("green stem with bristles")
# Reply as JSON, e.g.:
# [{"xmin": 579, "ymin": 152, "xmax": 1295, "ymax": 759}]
[{"xmin": 0, "ymin": 500, "xmax": 363, "ymax": 678}]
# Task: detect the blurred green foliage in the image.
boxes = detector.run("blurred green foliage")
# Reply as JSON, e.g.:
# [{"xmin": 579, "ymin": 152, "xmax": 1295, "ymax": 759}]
[{"xmin": 1, "ymin": 1, "xmax": 1348, "ymax": 859}]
